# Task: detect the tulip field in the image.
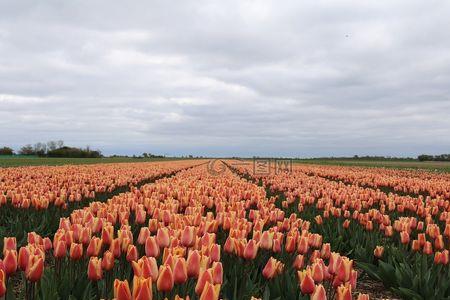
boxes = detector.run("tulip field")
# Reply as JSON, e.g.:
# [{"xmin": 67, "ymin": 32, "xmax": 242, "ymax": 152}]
[{"xmin": 0, "ymin": 160, "xmax": 450, "ymax": 299}]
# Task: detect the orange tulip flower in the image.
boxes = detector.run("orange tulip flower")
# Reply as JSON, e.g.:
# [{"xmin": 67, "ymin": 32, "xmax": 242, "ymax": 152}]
[
  {"xmin": 101, "ymin": 250, "xmax": 115, "ymax": 271},
  {"xmin": 145, "ymin": 236, "xmax": 160, "ymax": 258},
  {"xmin": 373, "ymin": 246, "xmax": 384, "ymax": 258},
  {"xmin": 18, "ymin": 246, "xmax": 30, "ymax": 271},
  {"xmin": 69, "ymin": 243, "xmax": 83, "ymax": 261},
  {"xmin": 54, "ymin": 240, "xmax": 67, "ymax": 259},
  {"xmin": 126, "ymin": 245, "xmax": 138, "ymax": 262},
  {"xmin": 87, "ymin": 237, "xmax": 102, "ymax": 257},
  {"xmin": 87, "ymin": 257, "xmax": 102, "ymax": 281},
  {"xmin": 157, "ymin": 265, "xmax": 174, "ymax": 292},
  {"xmin": 3, "ymin": 249, "xmax": 17, "ymax": 276},
  {"xmin": 0, "ymin": 270, "xmax": 6, "ymax": 297},
  {"xmin": 199, "ymin": 282, "xmax": 220, "ymax": 300},
  {"xmin": 173, "ymin": 257, "xmax": 188, "ymax": 284},
  {"xmin": 195, "ymin": 269, "xmax": 213, "ymax": 295},
  {"xmin": 298, "ymin": 270, "xmax": 315, "ymax": 294},
  {"xmin": 187, "ymin": 250, "xmax": 201, "ymax": 278},
  {"xmin": 25, "ymin": 255, "xmax": 44, "ymax": 282},
  {"xmin": 132, "ymin": 276, "xmax": 152, "ymax": 300},
  {"xmin": 114, "ymin": 279, "xmax": 132, "ymax": 300},
  {"xmin": 311, "ymin": 284, "xmax": 327, "ymax": 300},
  {"xmin": 243, "ymin": 239, "xmax": 259, "ymax": 260}
]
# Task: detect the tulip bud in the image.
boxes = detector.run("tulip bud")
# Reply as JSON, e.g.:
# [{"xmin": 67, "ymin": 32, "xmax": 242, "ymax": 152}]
[
  {"xmin": 110, "ymin": 238, "xmax": 121, "ymax": 258},
  {"xmin": 25, "ymin": 255, "xmax": 44, "ymax": 282},
  {"xmin": 54, "ymin": 240, "xmax": 67, "ymax": 259},
  {"xmin": 342, "ymin": 219, "xmax": 350, "ymax": 229},
  {"xmin": 132, "ymin": 276, "xmax": 152, "ymax": 300},
  {"xmin": 87, "ymin": 257, "xmax": 102, "ymax": 281},
  {"xmin": 0, "ymin": 270, "xmax": 6, "ymax": 297},
  {"xmin": 311, "ymin": 284, "xmax": 327, "ymax": 300},
  {"xmin": 200, "ymin": 281, "xmax": 220, "ymax": 300},
  {"xmin": 102, "ymin": 250, "xmax": 115, "ymax": 271},
  {"xmin": 173, "ymin": 257, "xmax": 188, "ymax": 284},
  {"xmin": 320, "ymin": 243, "xmax": 331, "ymax": 259},
  {"xmin": 441, "ymin": 249, "xmax": 450, "ymax": 265},
  {"xmin": 126, "ymin": 245, "xmax": 138, "ymax": 262},
  {"xmin": 3, "ymin": 237, "xmax": 16, "ymax": 254},
  {"xmin": 293, "ymin": 254, "xmax": 304, "ymax": 270},
  {"xmin": 285, "ymin": 235, "xmax": 296, "ymax": 253},
  {"xmin": 298, "ymin": 270, "xmax": 315, "ymax": 294},
  {"xmin": 3, "ymin": 249, "xmax": 17, "ymax": 276},
  {"xmin": 412, "ymin": 240, "xmax": 420, "ymax": 251},
  {"xmin": 435, "ymin": 235, "xmax": 444, "ymax": 250},
  {"xmin": 209, "ymin": 244, "xmax": 221, "ymax": 262},
  {"xmin": 400, "ymin": 231, "xmax": 410, "ymax": 244},
  {"xmin": 135, "ymin": 209, "xmax": 147, "ymax": 224},
  {"xmin": 357, "ymin": 293, "xmax": 369, "ymax": 300},
  {"xmin": 157, "ymin": 265, "xmax": 174, "ymax": 292},
  {"xmin": 262, "ymin": 257, "xmax": 278, "ymax": 279},
  {"xmin": 195, "ymin": 269, "xmax": 213, "ymax": 295},
  {"xmin": 211, "ymin": 262, "xmax": 223, "ymax": 284},
  {"xmin": 80, "ymin": 227, "xmax": 92, "ymax": 245},
  {"xmin": 373, "ymin": 246, "xmax": 384, "ymax": 258},
  {"xmin": 18, "ymin": 246, "xmax": 30, "ymax": 271},
  {"xmin": 423, "ymin": 241, "xmax": 433, "ymax": 255},
  {"xmin": 187, "ymin": 250, "xmax": 201, "ymax": 278},
  {"xmin": 101, "ymin": 225, "xmax": 114, "ymax": 245},
  {"xmin": 337, "ymin": 257, "xmax": 353, "ymax": 282},
  {"xmin": 87, "ymin": 237, "xmax": 103, "ymax": 257},
  {"xmin": 260, "ymin": 231, "xmax": 274, "ymax": 250},
  {"xmin": 297, "ymin": 237, "xmax": 309, "ymax": 255},
  {"xmin": 43, "ymin": 238, "xmax": 52, "ymax": 251},
  {"xmin": 145, "ymin": 237, "xmax": 160, "ymax": 258},
  {"xmin": 336, "ymin": 284, "xmax": 352, "ymax": 300},
  {"xmin": 243, "ymin": 239, "xmax": 258, "ymax": 260},
  {"xmin": 181, "ymin": 226, "xmax": 195, "ymax": 247},
  {"xmin": 272, "ymin": 238, "xmax": 282, "ymax": 253},
  {"xmin": 137, "ymin": 227, "xmax": 150, "ymax": 245},
  {"xmin": 156, "ymin": 228, "xmax": 170, "ymax": 248},
  {"xmin": 69, "ymin": 243, "xmax": 83, "ymax": 261},
  {"xmin": 114, "ymin": 279, "xmax": 132, "ymax": 300},
  {"xmin": 311, "ymin": 261, "xmax": 324, "ymax": 283},
  {"xmin": 223, "ymin": 237, "xmax": 234, "ymax": 254}
]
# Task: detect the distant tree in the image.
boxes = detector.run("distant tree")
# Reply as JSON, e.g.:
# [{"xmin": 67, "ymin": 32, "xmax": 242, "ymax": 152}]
[
  {"xmin": 0, "ymin": 147, "xmax": 14, "ymax": 155},
  {"xmin": 19, "ymin": 144, "xmax": 35, "ymax": 155},
  {"xmin": 418, "ymin": 154, "xmax": 450, "ymax": 162},
  {"xmin": 47, "ymin": 141, "xmax": 58, "ymax": 151},
  {"xmin": 56, "ymin": 140, "xmax": 64, "ymax": 148},
  {"xmin": 142, "ymin": 153, "xmax": 149, "ymax": 158},
  {"xmin": 34, "ymin": 142, "xmax": 47, "ymax": 156},
  {"xmin": 47, "ymin": 146, "xmax": 102, "ymax": 158}
]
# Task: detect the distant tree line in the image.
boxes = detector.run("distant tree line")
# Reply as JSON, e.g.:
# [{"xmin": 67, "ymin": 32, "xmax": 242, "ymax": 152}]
[
  {"xmin": 418, "ymin": 154, "xmax": 450, "ymax": 162},
  {"xmin": 300, "ymin": 155, "xmax": 416, "ymax": 161},
  {"xmin": 0, "ymin": 147, "xmax": 14, "ymax": 155},
  {"xmin": 142, "ymin": 153, "xmax": 165, "ymax": 158},
  {"xmin": 0, "ymin": 141, "xmax": 102, "ymax": 158}
]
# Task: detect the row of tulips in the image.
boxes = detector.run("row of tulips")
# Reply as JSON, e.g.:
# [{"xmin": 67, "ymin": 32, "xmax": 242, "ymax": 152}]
[
  {"xmin": 0, "ymin": 161, "xmax": 202, "ymax": 249},
  {"xmin": 228, "ymin": 161, "xmax": 450, "ymax": 299},
  {"xmin": 1, "ymin": 162, "xmax": 368, "ymax": 299},
  {"xmin": 295, "ymin": 164, "xmax": 450, "ymax": 200},
  {"xmin": 0, "ymin": 161, "xmax": 201, "ymax": 209}
]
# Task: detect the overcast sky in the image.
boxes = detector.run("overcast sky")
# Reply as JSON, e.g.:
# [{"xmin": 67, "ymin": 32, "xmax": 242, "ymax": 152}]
[{"xmin": 1, "ymin": 1, "xmax": 449, "ymax": 157}]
